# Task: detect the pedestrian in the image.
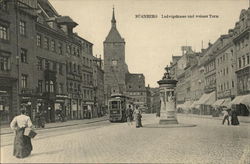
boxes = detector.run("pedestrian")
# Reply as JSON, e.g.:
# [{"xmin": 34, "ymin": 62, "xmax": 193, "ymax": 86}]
[
  {"xmin": 231, "ymin": 108, "xmax": 240, "ymax": 126},
  {"xmin": 222, "ymin": 108, "xmax": 230, "ymax": 125},
  {"xmin": 126, "ymin": 105, "xmax": 133, "ymax": 126},
  {"xmin": 135, "ymin": 106, "xmax": 142, "ymax": 128},
  {"xmin": 138, "ymin": 110, "xmax": 143, "ymax": 127},
  {"xmin": 10, "ymin": 108, "xmax": 33, "ymax": 158}
]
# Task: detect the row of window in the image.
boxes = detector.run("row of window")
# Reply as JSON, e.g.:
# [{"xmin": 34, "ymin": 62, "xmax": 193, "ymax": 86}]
[
  {"xmin": 205, "ymin": 61, "xmax": 215, "ymax": 73},
  {"xmin": 217, "ymin": 67, "xmax": 229, "ymax": 77},
  {"xmin": 205, "ymin": 75, "xmax": 216, "ymax": 86},
  {"xmin": 22, "ymin": 77, "xmax": 64, "ymax": 94},
  {"xmin": 217, "ymin": 51, "xmax": 233, "ymax": 66},
  {"xmin": 235, "ymin": 36, "xmax": 249, "ymax": 51},
  {"xmin": 0, "ymin": 20, "xmax": 26, "ymax": 40},
  {"xmin": 217, "ymin": 81, "xmax": 234, "ymax": 92},
  {"xmin": 129, "ymin": 92, "xmax": 144, "ymax": 96},
  {"xmin": 66, "ymin": 62, "xmax": 81, "ymax": 75},
  {"xmin": 67, "ymin": 82, "xmax": 81, "ymax": 93},
  {"xmin": 66, "ymin": 82, "xmax": 93, "ymax": 99},
  {"xmin": 238, "ymin": 54, "xmax": 250, "ymax": 69},
  {"xmin": 83, "ymin": 73, "xmax": 93, "ymax": 86},
  {"xmin": 37, "ymin": 34, "xmax": 80, "ymax": 57},
  {"xmin": 37, "ymin": 58, "xmax": 63, "ymax": 74},
  {"xmin": 83, "ymin": 57, "xmax": 93, "ymax": 68},
  {"xmin": 238, "ymin": 78, "xmax": 250, "ymax": 93},
  {"xmin": 128, "ymin": 85, "xmax": 142, "ymax": 89}
]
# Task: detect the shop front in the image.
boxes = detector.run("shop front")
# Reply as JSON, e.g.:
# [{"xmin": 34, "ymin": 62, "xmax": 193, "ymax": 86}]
[
  {"xmin": 82, "ymin": 102, "xmax": 94, "ymax": 119},
  {"xmin": 230, "ymin": 94, "xmax": 250, "ymax": 116},
  {"xmin": 0, "ymin": 78, "xmax": 18, "ymax": 124},
  {"xmin": 54, "ymin": 94, "xmax": 68, "ymax": 122},
  {"xmin": 0, "ymin": 89, "xmax": 11, "ymax": 124}
]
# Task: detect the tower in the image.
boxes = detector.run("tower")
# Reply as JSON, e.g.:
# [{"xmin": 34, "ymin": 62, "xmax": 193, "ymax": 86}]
[{"xmin": 103, "ymin": 7, "xmax": 128, "ymax": 98}]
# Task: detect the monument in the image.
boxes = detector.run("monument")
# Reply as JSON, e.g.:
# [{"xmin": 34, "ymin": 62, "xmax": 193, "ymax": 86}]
[{"xmin": 157, "ymin": 65, "xmax": 178, "ymax": 124}]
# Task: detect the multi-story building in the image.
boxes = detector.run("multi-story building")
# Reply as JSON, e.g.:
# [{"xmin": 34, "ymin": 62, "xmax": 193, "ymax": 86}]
[
  {"xmin": 167, "ymin": 8, "xmax": 250, "ymax": 116},
  {"xmin": 174, "ymin": 46, "xmax": 194, "ymax": 104},
  {"xmin": 0, "ymin": 0, "xmax": 38, "ymax": 123},
  {"xmin": 232, "ymin": 8, "xmax": 250, "ymax": 115},
  {"xmin": 0, "ymin": 0, "xmax": 99, "ymax": 124},
  {"xmin": 77, "ymin": 37, "xmax": 95, "ymax": 119},
  {"xmin": 93, "ymin": 56, "xmax": 105, "ymax": 116},
  {"xmin": 125, "ymin": 74, "xmax": 148, "ymax": 111},
  {"xmin": 214, "ymin": 32, "xmax": 236, "ymax": 107}
]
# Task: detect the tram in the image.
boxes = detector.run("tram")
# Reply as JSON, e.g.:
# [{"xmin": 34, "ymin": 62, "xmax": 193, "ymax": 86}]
[{"xmin": 108, "ymin": 93, "xmax": 134, "ymax": 122}]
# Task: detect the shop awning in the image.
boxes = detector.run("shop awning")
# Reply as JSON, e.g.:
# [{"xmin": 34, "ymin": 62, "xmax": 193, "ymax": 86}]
[
  {"xmin": 230, "ymin": 94, "xmax": 250, "ymax": 107},
  {"xmin": 212, "ymin": 99, "xmax": 225, "ymax": 107},
  {"xmin": 190, "ymin": 101, "xmax": 199, "ymax": 108},
  {"xmin": 177, "ymin": 101, "xmax": 193, "ymax": 110},
  {"xmin": 182, "ymin": 101, "xmax": 193, "ymax": 110},
  {"xmin": 196, "ymin": 94, "xmax": 209, "ymax": 105},
  {"xmin": 203, "ymin": 92, "xmax": 216, "ymax": 105},
  {"xmin": 196, "ymin": 91, "xmax": 215, "ymax": 105},
  {"xmin": 221, "ymin": 98, "xmax": 232, "ymax": 108}
]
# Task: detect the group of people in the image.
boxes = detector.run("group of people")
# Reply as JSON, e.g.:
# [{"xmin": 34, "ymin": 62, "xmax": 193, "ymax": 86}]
[
  {"xmin": 126, "ymin": 105, "xmax": 143, "ymax": 128},
  {"xmin": 222, "ymin": 107, "xmax": 240, "ymax": 126}
]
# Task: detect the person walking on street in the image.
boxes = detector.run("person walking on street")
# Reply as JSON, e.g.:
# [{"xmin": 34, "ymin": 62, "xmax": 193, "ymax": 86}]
[
  {"xmin": 10, "ymin": 108, "xmax": 33, "ymax": 158},
  {"xmin": 231, "ymin": 108, "xmax": 240, "ymax": 126},
  {"xmin": 135, "ymin": 106, "xmax": 143, "ymax": 128},
  {"xmin": 126, "ymin": 105, "xmax": 133, "ymax": 126},
  {"xmin": 138, "ymin": 110, "xmax": 143, "ymax": 127},
  {"xmin": 222, "ymin": 108, "xmax": 230, "ymax": 125}
]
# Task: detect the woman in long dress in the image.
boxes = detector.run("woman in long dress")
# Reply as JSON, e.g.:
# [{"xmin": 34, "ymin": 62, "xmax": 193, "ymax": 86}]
[
  {"xmin": 134, "ymin": 107, "xmax": 143, "ymax": 128},
  {"xmin": 10, "ymin": 109, "xmax": 33, "ymax": 158},
  {"xmin": 231, "ymin": 108, "xmax": 239, "ymax": 126}
]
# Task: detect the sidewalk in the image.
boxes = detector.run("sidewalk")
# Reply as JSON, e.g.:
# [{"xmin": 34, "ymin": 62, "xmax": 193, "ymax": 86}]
[
  {"xmin": 178, "ymin": 113, "xmax": 250, "ymax": 123},
  {"xmin": 0, "ymin": 115, "xmax": 108, "ymax": 135}
]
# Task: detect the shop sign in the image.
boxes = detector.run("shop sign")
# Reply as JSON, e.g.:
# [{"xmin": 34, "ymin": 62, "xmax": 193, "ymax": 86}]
[
  {"xmin": 22, "ymin": 96, "xmax": 31, "ymax": 100},
  {"xmin": 56, "ymin": 99, "xmax": 65, "ymax": 103},
  {"xmin": 86, "ymin": 102, "xmax": 94, "ymax": 105},
  {"xmin": 56, "ymin": 94, "xmax": 68, "ymax": 99}
]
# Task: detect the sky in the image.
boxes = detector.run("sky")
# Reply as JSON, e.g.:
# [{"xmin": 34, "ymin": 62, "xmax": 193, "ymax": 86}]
[{"xmin": 49, "ymin": 0, "xmax": 248, "ymax": 87}]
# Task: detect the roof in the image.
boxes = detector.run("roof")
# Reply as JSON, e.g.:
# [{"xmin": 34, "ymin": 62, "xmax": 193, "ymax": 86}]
[
  {"xmin": 104, "ymin": 27, "xmax": 125, "ymax": 43},
  {"xmin": 104, "ymin": 8, "xmax": 125, "ymax": 43},
  {"xmin": 126, "ymin": 73, "xmax": 145, "ymax": 82},
  {"xmin": 38, "ymin": 0, "xmax": 59, "ymax": 17},
  {"xmin": 56, "ymin": 16, "xmax": 78, "ymax": 27},
  {"xmin": 125, "ymin": 73, "xmax": 146, "ymax": 91}
]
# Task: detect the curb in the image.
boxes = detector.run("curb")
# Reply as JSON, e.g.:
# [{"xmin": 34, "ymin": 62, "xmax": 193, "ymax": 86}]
[
  {"xmin": 178, "ymin": 114, "xmax": 250, "ymax": 123},
  {"xmin": 0, "ymin": 118, "xmax": 108, "ymax": 135}
]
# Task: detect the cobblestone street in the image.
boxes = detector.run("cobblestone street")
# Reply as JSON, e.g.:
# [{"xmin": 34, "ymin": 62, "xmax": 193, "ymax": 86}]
[{"xmin": 1, "ymin": 114, "xmax": 250, "ymax": 164}]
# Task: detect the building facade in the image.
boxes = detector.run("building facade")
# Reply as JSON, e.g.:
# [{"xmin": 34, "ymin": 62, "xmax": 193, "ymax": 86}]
[{"xmin": 0, "ymin": 0, "xmax": 101, "ymax": 124}]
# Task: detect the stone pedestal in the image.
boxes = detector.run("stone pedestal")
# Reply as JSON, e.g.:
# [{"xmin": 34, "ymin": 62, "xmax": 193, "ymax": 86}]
[{"xmin": 158, "ymin": 67, "xmax": 178, "ymax": 125}]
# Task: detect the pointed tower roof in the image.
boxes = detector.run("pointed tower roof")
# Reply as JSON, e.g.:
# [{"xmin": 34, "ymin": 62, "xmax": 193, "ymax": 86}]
[{"xmin": 104, "ymin": 7, "xmax": 125, "ymax": 43}]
